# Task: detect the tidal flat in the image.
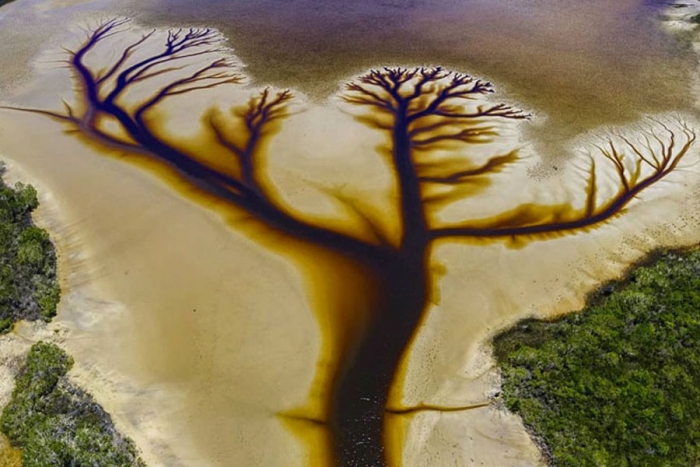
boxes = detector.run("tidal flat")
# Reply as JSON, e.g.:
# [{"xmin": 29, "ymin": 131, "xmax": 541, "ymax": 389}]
[{"xmin": 1, "ymin": 1, "xmax": 700, "ymax": 466}]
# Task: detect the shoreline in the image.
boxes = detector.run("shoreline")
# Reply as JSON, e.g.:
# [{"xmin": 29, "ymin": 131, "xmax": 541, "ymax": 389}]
[
  {"xmin": 6, "ymin": 100, "xmax": 700, "ymax": 467},
  {"xmin": 492, "ymin": 246, "xmax": 700, "ymax": 466},
  {"xmin": 0, "ymin": 156, "xmax": 181, "ymax": 467},
  {"xmin": 2, "ymin": 4, "xmax": 700, "ymax": 466},
  {"xmin": 478, "ymin": 2, "xmax": 700, "ymax": 463}
]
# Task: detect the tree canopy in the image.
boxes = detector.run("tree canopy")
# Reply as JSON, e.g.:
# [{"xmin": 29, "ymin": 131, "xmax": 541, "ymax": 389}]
[
  {"xmin": 494, "ymin": 249, "xmax": 700, "ymax": 467},
  {"xmin": 1, "ymin": 342, "xmax": 146, "ymax": 467},
  {"xmin": 0, "ymin": 166, "xmax": 59, "ymax": 332}
]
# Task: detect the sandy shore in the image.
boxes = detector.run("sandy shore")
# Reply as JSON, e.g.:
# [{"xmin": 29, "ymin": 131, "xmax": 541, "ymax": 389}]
[
  {"xmin": 0, "ymin": 102, "xmax": 551, "ymax": 467},
  {"xmin": 2, "ymin": 5, "xmax": 700, "ymax": 467}
]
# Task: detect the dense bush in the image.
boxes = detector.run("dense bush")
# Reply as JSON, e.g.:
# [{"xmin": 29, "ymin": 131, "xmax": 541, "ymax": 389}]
[
  {"xmin": 0, "ymin": 166, "xmax": 60, "ymax": 331},
  {"xmin": 0, "ymin": 342, "xmax": 145, "ymax": 467},
  {"xmin": 0, "ymin": 168, "xmax": 143, "ymax": 465},
  {"xmin": 494, "ymin": 249, "xmax": 700, "ymax": 467}
]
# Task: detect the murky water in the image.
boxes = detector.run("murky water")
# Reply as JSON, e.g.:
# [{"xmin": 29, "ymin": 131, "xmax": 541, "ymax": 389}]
[
  {"xmin": 1, "ymin": 0, "xmax": 700, "ymax": 466},
  {"xmin": 131, "ymin": 0, "xmax": 696, "ymax": 150},
  {"xmin": 1, "ymin": 0, "xmax": 696, "ymax": 130}
]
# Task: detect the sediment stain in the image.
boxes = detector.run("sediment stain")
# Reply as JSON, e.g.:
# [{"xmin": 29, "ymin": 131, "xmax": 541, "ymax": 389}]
[{"xmin": 6, "ymin": 18, "xmax": 698, "ymax": 467}]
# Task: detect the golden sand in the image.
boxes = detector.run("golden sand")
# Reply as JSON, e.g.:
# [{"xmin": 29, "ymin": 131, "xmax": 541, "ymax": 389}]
[{"xmin": 1, "ymin": 6, "xmax": 700, "ymax": 467}]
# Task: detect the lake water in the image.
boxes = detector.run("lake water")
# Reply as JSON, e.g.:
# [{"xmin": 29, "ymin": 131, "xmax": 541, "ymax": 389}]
[
  {"xmin": 1, "ymin": 0, "xmax": 700, "ymax": 466},
  {"xmin": 132, "ymin": 0, "xmax": 697, "ymax": 150}
]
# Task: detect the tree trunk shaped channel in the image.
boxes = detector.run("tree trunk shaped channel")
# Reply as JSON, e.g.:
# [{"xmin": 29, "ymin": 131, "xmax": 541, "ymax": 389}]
[
  {"xmin": 330, "ymin": 253, "xmax": 428, "ymax": 467},
  {"xmin": 330, "ymin": 94, "xmax": 430, "ymax": 467}
]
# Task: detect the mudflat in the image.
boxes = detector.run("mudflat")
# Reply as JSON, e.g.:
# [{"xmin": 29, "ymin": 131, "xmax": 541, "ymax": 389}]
[{"xmin": 0, "ymin": 1, "xmax": 699, "ymax": 466}]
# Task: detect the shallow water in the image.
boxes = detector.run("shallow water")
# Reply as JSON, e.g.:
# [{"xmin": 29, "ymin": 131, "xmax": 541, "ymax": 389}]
[
  {"xmin": 1, "ymin": 1, "xmax": 700, "ymax": 466},
  {"xmin": 0, "ymin": 0, "xmax": 694, "ymax": 157},
  {"xmin": 131, "ymin": 0, "xmax": 696, "ymax": 150}
]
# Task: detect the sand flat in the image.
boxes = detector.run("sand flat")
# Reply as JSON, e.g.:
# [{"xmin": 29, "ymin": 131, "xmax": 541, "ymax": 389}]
[{"xmin": 2, "ymin": 2, "xmax": 700, "ymax": 467}]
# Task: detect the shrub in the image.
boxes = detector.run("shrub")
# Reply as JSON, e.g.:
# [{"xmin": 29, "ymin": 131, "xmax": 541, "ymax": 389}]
[
  {"xmin": 494, "ymin": 249, "xmax": 700, "ymax": 467},
  {"xmin": 0, "ymin": 342, "xmax": 145, "ymax": 467},
  {"xmin": 0, "ymin": 166, "xmax": 60, "ymax": 331}
]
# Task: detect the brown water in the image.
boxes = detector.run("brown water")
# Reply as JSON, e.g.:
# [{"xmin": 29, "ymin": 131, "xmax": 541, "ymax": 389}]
[
  {"xmin": 129, "ymin": 0, "xmax": 697, "ymax": 149},
  {"xmin": 1, "ymin": 0, "xmax": 695, "ymax": 128},
  {"xmin": 1, "ymin": 1, "xmax": 700, "ymax": 466}
]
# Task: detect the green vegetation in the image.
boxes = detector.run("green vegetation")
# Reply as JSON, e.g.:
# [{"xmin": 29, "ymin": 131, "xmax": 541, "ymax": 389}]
[
  {"xmin": 0, "ymin": 165, "xmax": 60, "ymax": 332},
  {"xmin": 1, "ymin": 342, "xmax": 145, "ymax": 467},
  {"xmin": 0, "ymin": 166, "xmax": 142, "ymax": 466},
  {"xmin": 494, "ymin": 249, "xmax": 700, "ymax": 467}
]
